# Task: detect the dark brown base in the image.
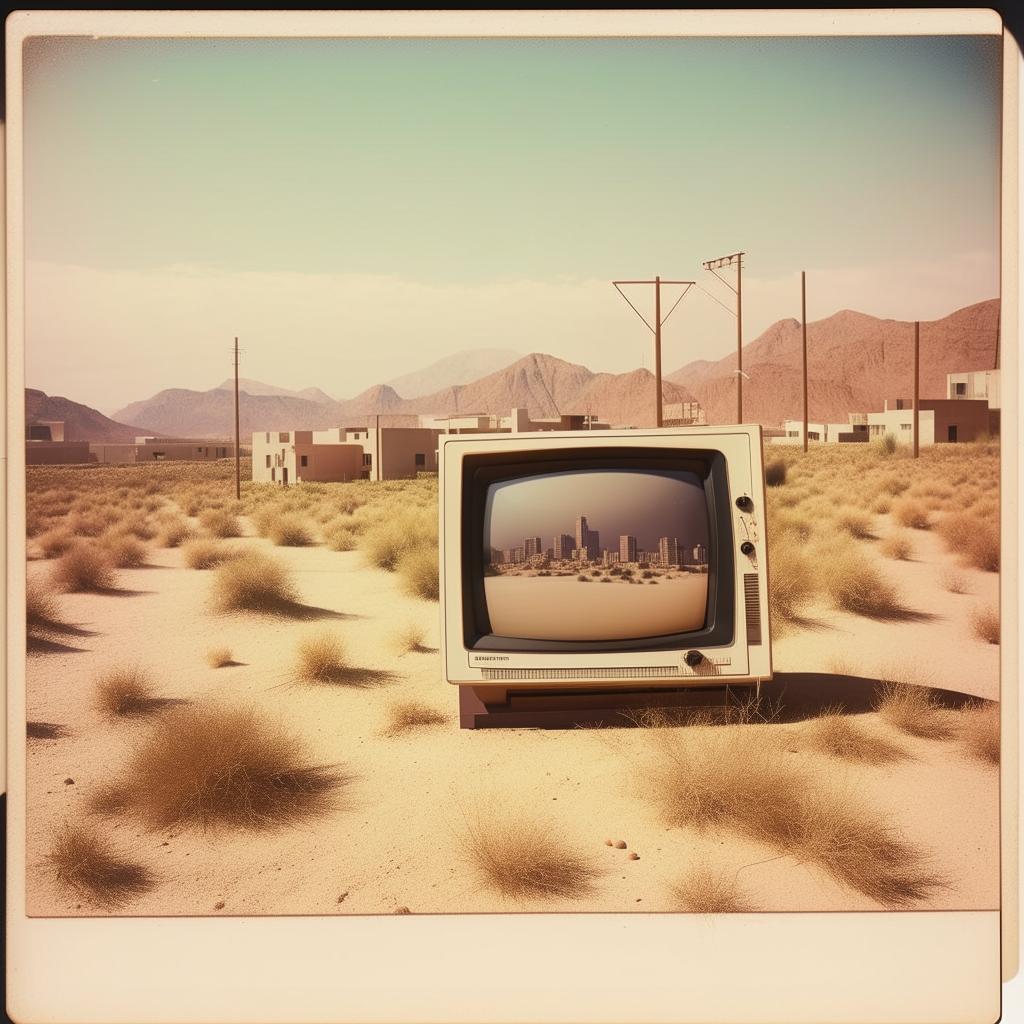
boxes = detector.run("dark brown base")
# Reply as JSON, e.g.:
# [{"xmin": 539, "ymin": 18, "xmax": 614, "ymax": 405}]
[{"xmin": 458, "ymin": 682, "xmax": 760, "ymax": 729}]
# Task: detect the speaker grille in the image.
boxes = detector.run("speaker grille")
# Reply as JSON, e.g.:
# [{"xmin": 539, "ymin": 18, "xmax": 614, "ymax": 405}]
[
  {"xmin": 481, "ymin": 666, "xmax": 679, "ymax": 681},
  {"xmin": 744, "ymin": 573, "xmax": 762, "ymax": 645}
]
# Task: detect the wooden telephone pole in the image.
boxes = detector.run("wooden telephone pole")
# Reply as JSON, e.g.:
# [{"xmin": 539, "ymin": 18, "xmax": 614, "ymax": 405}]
[
  {"xmin": 234, "ymin": 337, "xmax": 241, "ymax": 499},
  {"xmin": 701, "ymin": 251, "xmax": 745, "ymax": 422},
  {"xmin": 612, "ymin": 277, "xmax": 695, "ymax": 427},
  {"xmin": 912, "ymin": 321, "xmax": 920, "ymax": 459},
  {"xmin": 801, "ymin": 271, "xmax": 808, "ymax": 453}
]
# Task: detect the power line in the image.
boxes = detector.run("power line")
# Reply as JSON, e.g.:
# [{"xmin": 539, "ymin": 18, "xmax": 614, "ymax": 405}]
[
  {"xmin": 612, "ymin": 277, "xmax": 695, "ymax": 427},
  {"xmin": 701, "ymin": 251, "xmax": 745, "ymax": 423}
]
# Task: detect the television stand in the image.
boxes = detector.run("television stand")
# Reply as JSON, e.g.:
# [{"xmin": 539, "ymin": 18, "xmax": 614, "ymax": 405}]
[{"xmin": 458, "ymin": 682, "xmax": 760, "ymax": 729}]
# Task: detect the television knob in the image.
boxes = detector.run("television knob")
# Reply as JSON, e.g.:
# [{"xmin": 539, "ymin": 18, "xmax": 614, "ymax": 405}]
[
  {"xmin": 740, "ymin": 541, "xmax": 755, "ymax": 556},
  {"xmin": 685, "ymin": 650, "xmax": 704, "ymax": 667},
  {"xmin": 736, "ymin": 496, "xmax": 754, "ymax": 513}
]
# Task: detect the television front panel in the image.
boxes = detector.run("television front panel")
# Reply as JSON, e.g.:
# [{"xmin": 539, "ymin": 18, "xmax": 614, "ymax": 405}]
[{"xmin": 439, "ymin": 425, "xmax": 772, "ymax": 690}]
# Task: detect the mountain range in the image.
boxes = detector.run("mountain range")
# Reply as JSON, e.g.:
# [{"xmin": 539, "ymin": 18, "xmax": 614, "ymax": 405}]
[
  {"xmin": 26, "ymin": 388, "xmax": 160, "ymax": 443},
  {"xmin": 31, "ymin": 299, "xmax": 998, "ymax": 440},
  {"xmin": 667, "ymin": 298, "xmax": 999, "ymax": 425}
]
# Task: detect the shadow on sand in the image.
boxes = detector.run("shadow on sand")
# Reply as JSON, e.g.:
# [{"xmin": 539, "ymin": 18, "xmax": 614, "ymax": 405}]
[{"xmin": 758, "ymin": 672, "xmax": 979, "ymax": 722}]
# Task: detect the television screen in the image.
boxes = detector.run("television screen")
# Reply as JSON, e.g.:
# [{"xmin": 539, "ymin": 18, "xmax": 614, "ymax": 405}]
[{"xmin": 482, "ymin": 469, "xmax": 711, "ymax": 642}]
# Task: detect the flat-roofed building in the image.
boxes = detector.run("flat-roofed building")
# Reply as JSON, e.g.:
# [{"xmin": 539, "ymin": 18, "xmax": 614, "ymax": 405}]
[{"xmin": 251, "ymin": 425, "xmax": 441, "ymax": 485}]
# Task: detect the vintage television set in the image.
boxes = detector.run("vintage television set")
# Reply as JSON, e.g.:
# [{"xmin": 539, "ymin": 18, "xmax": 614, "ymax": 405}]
[{"xmin": 439, "ymin": 424, "xmax": 772, "ymax": 728}]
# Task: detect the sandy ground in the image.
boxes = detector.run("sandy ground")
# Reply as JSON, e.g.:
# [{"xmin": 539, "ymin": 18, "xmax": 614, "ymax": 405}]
[
  {"xmin": 772, "ymin": 516, "xmax": 1001, "ymax": 701},
  {"xmin": 484, "ymin": 574, "xmax": 707, "ymax": 639},
  {"xmin": 25, "ymin": 509, "xmax": 1000, "ymax": 917}
]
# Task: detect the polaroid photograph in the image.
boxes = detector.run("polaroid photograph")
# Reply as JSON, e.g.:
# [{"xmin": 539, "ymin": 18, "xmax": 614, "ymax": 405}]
[{"xmin": 4, "ymin": 9, "xmax": 1019, "ymax": 1023}]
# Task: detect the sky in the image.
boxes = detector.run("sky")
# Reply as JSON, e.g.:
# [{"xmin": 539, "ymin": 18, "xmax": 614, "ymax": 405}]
[
  {"xmin": 23, "ymin": 34, "xmax": 1002, "ymax": 414},
  {"xmin": 485, "ymin": 470, "xmax": 709, "ymax": 553}
]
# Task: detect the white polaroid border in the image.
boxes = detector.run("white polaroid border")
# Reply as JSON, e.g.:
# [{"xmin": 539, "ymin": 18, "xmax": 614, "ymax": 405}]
[{"xmin": 4, "ymin": 10, "xmax": 1015, "ymax": 1024}]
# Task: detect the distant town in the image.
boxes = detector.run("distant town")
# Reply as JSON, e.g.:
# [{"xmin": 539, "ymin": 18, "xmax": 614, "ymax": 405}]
[{"xmin": 487, "ymin": 513, "xmax": 708, "ymax": 575}]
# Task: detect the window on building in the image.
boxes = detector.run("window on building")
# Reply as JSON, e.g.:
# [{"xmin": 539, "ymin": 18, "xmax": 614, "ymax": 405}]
[
  {"xmin": 954, "ymin": 382, "xmax": 967, "ymax": 396},
  {"xmin": 362, "ymin": 454, "xmax": 372, "ymax": 467},
  {"xmin": 414, "ymin": 453, "xmax": 425, "ymax": 467},
  {"xmin": 808, "ymin": 431, "xmax": 820, "ymax": 441},
  {"xmin": 900, "ymin": 423, "xmax": 912, "ymax": 431},
  {"xmin": 300, "ymin": 455, "xmax": 308, "ymax": 467},
  {"xmin": 265, "ymin": 455, "xmax": 271, "ymax": 468},
  {"xmin": 948, "ymin": 425, "xmax": 958, "ymax": 442}
]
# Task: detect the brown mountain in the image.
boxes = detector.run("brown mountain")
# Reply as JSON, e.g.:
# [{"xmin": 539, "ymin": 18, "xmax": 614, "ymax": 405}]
[
  {"xmin": 113, "ymin": 387, "xmax": 348, "ymax": 437},
  {"xmin": 113, "ymin": 353, "xmax": 698, "ymax": 434},
  {"xmin": 393, "ymin": 353, "xmax": 696, "ymax": 427},
  {"xmin": 667, "ymin": 299, "xmax": 999, "ymax": 426},
  {"xmin": 26, "ymin": 388, "xmax": 160, "ymax": 442}
]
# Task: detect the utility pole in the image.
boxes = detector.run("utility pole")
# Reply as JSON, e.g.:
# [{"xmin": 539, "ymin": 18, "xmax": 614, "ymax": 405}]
[
  {"xmin": 701, "ymin": 251, "xmax": 745, "ymax": 422},
  {"xmin": 912, "ymin": 321, "xmax": 920, "ymax": 460},
  {"xmin": 233, "ymin": 336, "xmax": 241, "ymax": 500},
  {"xmin": 801, "ymin": 272, "xmax": 808, "ymax": 453},
  {"xmin": 612, "ymin": 277, "xmax": 695, "ymax": 427}
]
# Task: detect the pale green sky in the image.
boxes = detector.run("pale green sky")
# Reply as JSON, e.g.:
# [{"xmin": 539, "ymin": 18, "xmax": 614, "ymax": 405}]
[{"xmin": 23, "ymin": 34, "xmax": 1002, "ymax": 411}]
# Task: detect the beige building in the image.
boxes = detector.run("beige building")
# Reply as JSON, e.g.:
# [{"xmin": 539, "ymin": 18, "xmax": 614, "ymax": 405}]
[
  {"xmin": 418, "ymin": 407, "xmax": 609, "ymax": 433},
  {"xmin": 90, "ymin": 437, "xmax": 237, "ymax": 464},
  {"xmin": 251, "ymin": 425, "xmax": 441, "ymax": 485},
  {"xmin": 662, "ymin": 401, "xmax": 706, "ymax": 426}
]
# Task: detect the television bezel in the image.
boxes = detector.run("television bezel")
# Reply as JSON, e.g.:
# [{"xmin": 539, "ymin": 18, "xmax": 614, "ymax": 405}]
[{"xmin": 460, "ymin": 447, "xmax": 734, "ymax": 653}]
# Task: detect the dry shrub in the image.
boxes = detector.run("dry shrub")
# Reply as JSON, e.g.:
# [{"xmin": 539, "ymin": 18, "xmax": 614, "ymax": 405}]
[
  {"xmin": 391, "ymin": 622, "xmax": 428, "ymax": 654},
  {"xmin": 99, "ymin": 704, "xmax": 342, "ymax": 830},
  {"xmin": 965, "ymin": 523, "xmax": 999, "ymax": 572},
  {"xmin": 362, "ymin": 511, "xmax": 437, "ymax": 571},
  {"xmin": 461, "ymin": 810, "xmax": 599, "ymax": 902},
  {"xmin": 156, "ymin": 518, "xmax": 195, "ymax": 548},
  {"xmin": 200, "ymin": 508, "xmax": 242, "ymax": 538},
  {"xmin": 646, "ymin": 728, "xmax": 944, "ymax": 906},
  {"xmin": 206, "ymin": 646, "xmax": 234, "ymax": 668},
  {"xmin": 268, "ymin": 514, "xmax": 314, "ymax": 547},
  {"xmin": 764, "ymin": 460, "xmax": 787, "ymax": 487},
  {"xmin": 893, "ymin": 499, "xmax": 931, "ymax": 530},
  {"xmin": 115, "ymin": 515, "xmax": 157, "ymax": 541},
  {"xmin": 183, "ymin": 539, "xmax": 240, "ymax": 570},
  {"xmin": 212, "ymin": 551, "xmax": 299, "ymax": 613},
  {"xmin": 970, "ymin": 604, "xmax": 1000, "ymax": 644},
  {"xmin": 50, "ymin": 545, "xmax": 116, "ymax": 593},
  {"xmin": 766, "ymin": 531, "xmax": 817, "ymax": 627},
  {"xmin": 874, "ymin": 681, "xmax": 955, "ymax": 740},
  {"xmin": 880, "ymin": 531, "xmax": 913, "ymax": 560},
  {"xmin": 322, "ymin": 519, "xmax": 358, "ymax": 552},
  {"xmin": 38, "ymin": 527, "xmax": 76, "ymax": 559},
  {"xmin": 26, "ymin": 578, "xmax": 68, "ymax": 640},
  {"xmin": 837, "ymin": 509, "xmax": 875, "ymax": 539},
  {"xmin": 383, "ymin": 699, "xmax": 447, "ymax": 736},
  {"xmin": 671, "ymin": 865, "xmax": 754, "ymax": 913},
  {"xmin": 398, "ymin": 546, "xmax": 439, "ymax": 601},
  {"xmin": 295, "ymin": 631, "xmax": 350, "ymax": 683},
  {"xmin": 95, "ymin": 665, "xmax": 161, "ymax": 719},
  {"xmin": 98, "ymin": 533, "xmax": 149, "ymax": 568},
  {"xmin": 940, "ymin": 567, "xmax": 968, "ymax": 594},
  {"xmin": 879, "ymin": 475, "xmax": 910, "ymax": 497},
  {"xmin": 936, "ymin": 511, "xmax": 975, "ymax": 552},
  {"xmin": 47, "ymin": 822, "xmax": 155, "ymax": 908},
  {"xmin": 67, "ymin": 511, "xmax": 109, "ymax": 537},
  {"xmin": 959, "ymin": 701, "xmax": 999, "ymax": 765},
  {"xmin": 817, "ymin": 542, "xmax": 904, "ymax": 619},
  {"xmin": 871, "ymin": 494, "xmax": 892, "ymax": 515},
  {"xmin": 805, "ymin": 708, "xmax": 906, "ymax": 764}
]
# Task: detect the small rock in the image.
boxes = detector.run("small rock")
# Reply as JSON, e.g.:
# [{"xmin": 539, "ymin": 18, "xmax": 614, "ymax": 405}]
[
  {"xmin": 214, "ymin": 901, "xmax": 225, "ymax": 911},
  {"xmin": 337, "ymin": 892, "xmax": 349, "ymax": 904},
  {"xmin": 161, "ymin": 842, "xmax": 169, "ymax": 847},
  {"xmin": 604, "ymin": 839, "xmax": 614, "ymax": 846},
  {"xmin": 64, "ymin": 778, "xmax": 75, "ymax": 785},
  {"xmin": 393, "ymin": 906, "xmax": 412, "ymax": 914},
  {"xmin": 613, "ymin": 840, "xmax": 627, "ymax": 850},
  {"xmin": 628, "ymin": 852, "xmax": 640, "ymax": 861}
]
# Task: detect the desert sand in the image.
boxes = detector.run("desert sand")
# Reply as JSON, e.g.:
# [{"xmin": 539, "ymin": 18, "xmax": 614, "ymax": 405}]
[
  {"xmin": 483, "ymin": 574, "xmax": 708, "ymax": 640},
  {"xmin": 25, "ymin": 477, "xmax": 1000, "ymax": 918}
]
